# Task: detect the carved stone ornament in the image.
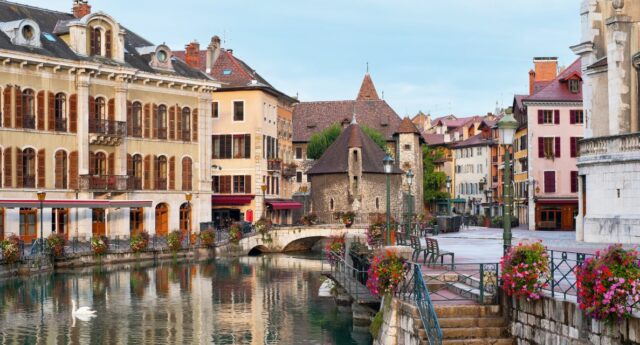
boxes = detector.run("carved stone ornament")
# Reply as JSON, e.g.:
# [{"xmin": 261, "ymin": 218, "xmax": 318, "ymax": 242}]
[{"xmin": 612, "ymin": 0, "xmax": 624, "ymax": 12}]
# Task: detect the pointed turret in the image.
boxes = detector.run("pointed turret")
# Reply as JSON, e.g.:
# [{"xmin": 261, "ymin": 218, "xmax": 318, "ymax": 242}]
[{"xmin": 356, "ymin": 73, "xmax": 381, "ymax": 101}]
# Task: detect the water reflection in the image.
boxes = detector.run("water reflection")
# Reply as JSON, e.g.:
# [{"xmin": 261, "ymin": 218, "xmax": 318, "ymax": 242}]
[{"xmin": 0, "ymin": 255, "xmax": 371, "ymax": 345}]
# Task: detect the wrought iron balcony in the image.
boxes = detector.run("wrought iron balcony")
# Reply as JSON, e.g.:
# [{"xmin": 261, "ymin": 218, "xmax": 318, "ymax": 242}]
[
  {"xmin": 157, "ymin": 128, "xmax": 167, "ymax": 140},
  {"xmin": 89, "ymin": 119, "xmax": 127, "ymax": 146},
  {"xmin": 22, "ymin": 115, "xmax": 35, "ymax": 129},
  {"xmin": 23, "ymin": 175, "xmax": 36, "ymax": 188},
  {"xmin": 268, "ymin": 159, "xmax": 282, "ymax": 171},
  {"xmin": 180, "ymin": 130, "xmax": 191, "ymax": 142},
  {"xmin": 282, "ymin": 164, "xmax": 297, "ymax": 178},
  {"xmin": 155, "ymin": 178, "xmax": 167, "ymax": 190},
  {"xmin": 55, "ymin": 118, "xmax": 67, "ymax": 132},
  {"xmin": 80, "ymin": 175, "xmax": 130, "ymax": 191},
  {"xmin": 130, "ymin": 127, "xmax": 142, "ymax": 138},
  {"xmin": 130, "ymin": 177, "xmax": 143, "ymax": 190}
]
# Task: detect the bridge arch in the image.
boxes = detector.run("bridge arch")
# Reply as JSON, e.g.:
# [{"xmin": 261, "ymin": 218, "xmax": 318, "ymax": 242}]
[
  {"xmin": 248, "ymin": 245, "xmax": 269, "ymax": 256},
  {"xmin": 281, "ymin": 236, "xmax": 328, "ymax": 252}
]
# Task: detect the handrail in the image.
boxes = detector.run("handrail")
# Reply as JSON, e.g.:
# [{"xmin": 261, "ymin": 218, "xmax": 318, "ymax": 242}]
[{"xmin": 399, "ymin": 263, "xmax": 443, "ymax": 345}]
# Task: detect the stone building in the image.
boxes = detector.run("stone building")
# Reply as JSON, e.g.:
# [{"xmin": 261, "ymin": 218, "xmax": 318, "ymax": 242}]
[
  {"xmin": 572, "ymin": 0, "xmax": 640, "ymax": 243},
  {"xmin": 306, "ymin": 120, "xmax": 403, "ymax": 223},
  {"xmin": 0, "ymin": 0, "xmax": 220, "ymax": 241}
]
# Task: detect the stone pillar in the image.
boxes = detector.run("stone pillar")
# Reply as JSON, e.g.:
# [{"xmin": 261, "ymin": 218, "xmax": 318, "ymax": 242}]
[
  {"xmin": 76, "ymin": 75, "xmax": 90, "ymax": 175},
  {"xmin": 605, "ymin": 14, "xmax": 633, "ymax": 135},
  {"xmin": 114, "ymin": 81, "xmax": 128, "ymax": 175}
]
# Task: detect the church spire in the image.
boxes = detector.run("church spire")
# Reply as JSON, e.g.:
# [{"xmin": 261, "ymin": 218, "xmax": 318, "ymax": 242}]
[{"xmin": 356, "ymin": 73, "xmax": 381, "ymax": 101}]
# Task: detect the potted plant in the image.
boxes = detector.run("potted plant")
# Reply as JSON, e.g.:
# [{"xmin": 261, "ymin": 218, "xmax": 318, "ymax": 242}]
[
  {"xmin": 47, "ymin": 233, "xmax": 66, "ymax": 259},
  {"xmin": 366, "ymin": 216, "xmax": 386, "ymax": 248},
  {"xmin": 325, "ymin": 234, "xmax": 346, "ymax": 264},
  {"xmin": 300, "ymin": 213, "xmax": 318, "ymax": 226},
  {"xmin": 91, "ymin": 235, "xmax": 109, "ymax": 257},
  {"xmin": 228, "ymin": 223, "xmax": 242, "ymax": 245},
  {"xmin": 199, "ymin": 229, "xmax": 216, "ymax": 248},
  {"xmin": 255, "ymin": 217, "xmax": 272, "ymax": 243},
  {"xmin": 341, "ymin": 211, "xmax": 356, "ymax": 228},
  {"xmin": 167, "ymin": 230, "xmax": 183, "ymax": 257},
  {"xmin": 366, "ymin": 250, "xmax": 407, "ymax": 297},
  {"xmin": 130, "ymin": 231, "xmax": 150, "ymax": 254},
  {"xmin": 0, "ymin": 234, "xmax": 21, "ymax": 264},
  {"xmin": 501, "ymin": 242, "xmax": 549, "ymax": 301}
]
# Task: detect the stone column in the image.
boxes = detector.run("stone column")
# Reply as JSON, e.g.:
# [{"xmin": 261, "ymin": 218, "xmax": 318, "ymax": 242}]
[
  {"xmin": 76, "ymin": 75, "xmax": 90, "ymax": 175},
  {"xmin": 114, "ymin": 80, "xmax": 128, "ymax": 175},
  {"xmin": 605, "ymin": 14, "xmax": 632, "ymax": 135}
]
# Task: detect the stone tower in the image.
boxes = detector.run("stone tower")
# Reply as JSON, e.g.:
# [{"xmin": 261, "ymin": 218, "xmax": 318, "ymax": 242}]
[{"xmin": 394, "ymin": 118, "xmax": 424, "ymax": 215}]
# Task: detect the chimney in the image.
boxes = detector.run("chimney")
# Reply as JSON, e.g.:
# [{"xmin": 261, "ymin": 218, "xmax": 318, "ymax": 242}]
[
  {"xmin": 184, "ymin": 41, "xmax": 201, "ymax": 69},
  {"xmin": 533, "ymin": 57, "xmax": 558, "ymax": 82},
  {"xmin": 205, "ymin": 35, "xmax": 221, "ymax": 74},
  {"xmin": 529, "ymin": 69, "xmax": 536, "ymax": 95},
  {"xmin": 72, "ymin": 0, "xmax": 91, "ymax": 19}
]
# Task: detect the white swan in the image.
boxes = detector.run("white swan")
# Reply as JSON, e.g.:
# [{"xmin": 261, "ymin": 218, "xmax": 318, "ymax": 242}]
[{"xmin": 72, "ymin": 299, "xmax": 97, "ymax": 317}]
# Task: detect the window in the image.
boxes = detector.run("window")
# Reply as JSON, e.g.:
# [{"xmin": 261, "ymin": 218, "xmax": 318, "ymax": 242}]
[
  {"xmin": 544, "ymin": 171, "xmax": 556, "ymax": 193},
  {"xmin": 571, "ymin": 171, "xmax": 578, "ymax": 193},
  {"xmin": 22, "ymin": 148, "xmax": 36, "ymax": 187},
  {"xmin": 95, "ymin": 97, "xmax": 106, "ymax": 121},
  {"xmin": 477, "ymin": 147, "xmax": 482, "ymax": 155},
  {"xmin": 156, "ymin": 156, "xmax": 167, "ymax": 190},
  {"xmin": 156, "ymin": 104, "xmax": 167, "ymax": 139},
  {"xmin": 296, "ymin": 171, "xmax": 302, "ymax": 183},
  {"xmin": 570, "ymin": 137, "xmax": 582, "ymax": 158},
  {"xmin": 22, "ymin": 89, "xmax": 35, "ymax": 129},
  {"xmin": 212, "ymin": 102, "xmax": 219, "ymax": 118},
  {"xmin": 571, "ymin": 110, "xmax": 584, "ymax": 124},
  {"xmin": 90, "ymin": 27, "xmax": 102, "ymax": 56},
  {"xmin": 51, "ymin": 208, "xmax": 68, "ymax": 237},
  {"xmin": 94, "ymin": 152, "xmax": 107, "ymax": 176},
  {"xmin": 131, "ymin": 102, "xmax": 143, "ymax": 137},
  {"xmin": 132, "ymin": 154, "xmax": 142, "ymax": 189},
  {"xmin": 542, "ymin": 137, "xmax": 555, "ymax": 158},
  {"xmin": 212, "ymin": 135, "xmax": 232, "ymax": 159},
  {"xmin": 403, "ymin": 144, "xmax": 411, "ymax": 151},
  {"xmin": 542, "ymin": 110, "xmax": 554, "ymax": 124},
  {"xmin": 223, "ymin": 69, "xmax": 232, "ymax": 75},
  {"xmin": 295, "ymin": 147, "xmax": 303, "ymax": 160},
  {"xmin": 54, "ymin": 93, "xmax": 66, "ymax": 132},
  {"xmin": 19, "ymin": 208, "xmax": 37, "ymax": 242},
  {"xmin": 232, "ymin": 175, "xmax": 252, "ymax": 194},
  {"xmin": 519, "ymin": 135, "xmax": 528, "ymax": 151},
  {"xmin": 130, "ymin": 208, "xmax": 144, "ymax": 236},
  {"xmin": 233, "ymin": 101, "xmax": 244, "ymax": 121},
  {"xmin": 477, "ymin": 164, "xmax": 483, "ymax": 174},
  {"xmin": 353, "ymin": 176, "xmax": 359, "ymax": 191},
  {"xmin": 179, "ymin": 203, "xmax": 191, "ymax": 236},
  {"xmin": 181, "ymin": 107, "xmax": 191, "ymax": 141},
  {"xmin": 330, "ymin": 198, "xmax": 334, "ymax": 211},
  {"xmin": 55, "ymin": 150, "xmax": 67, "ymax": 189},
  {"xmin": 569, "ymin": 79, "xmax": 580, "ymax": 94},
  {"xmin": 182, "ymin": 157, "xmax": 192, "ymax": 191},
  {"xmin": 233, "ymin": 134, "xmax": 251, "ymax": 159},
  {"xmin": 375, "ymin": 197, "xmax": 380, "ymax": 210}
]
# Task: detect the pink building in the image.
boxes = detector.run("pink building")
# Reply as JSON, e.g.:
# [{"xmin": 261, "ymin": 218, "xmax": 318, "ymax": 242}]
[{"xmin": 523, "ymin": 59, "xmax": 584, "ymax": 231}]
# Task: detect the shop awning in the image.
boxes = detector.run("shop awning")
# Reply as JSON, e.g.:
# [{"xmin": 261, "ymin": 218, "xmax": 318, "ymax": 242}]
[
  {"xmin": 536, "ymin": 199, "xmax": 578, "ymax": 205},
  {"xmin": 0, "ymin": 199, "xmax": 153, "ymax": 208},
  {"xmin": 212, "ymin": 195, "xmax": 254, "ymax": 206},
  {"xmin": 266, "ymin": 200, "xmax": 303, "ymax": 210}
]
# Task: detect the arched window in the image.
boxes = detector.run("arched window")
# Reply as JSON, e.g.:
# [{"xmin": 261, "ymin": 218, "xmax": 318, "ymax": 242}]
[
  {"xmin": 181, "ymin": 107, "xmax": 191, "ymax": 141},
  {"xmin": 95, "ymin": 97, "xmax": 106, "ymax": 121},
  {"xmin": 330, "ymin": 198, "xmax": 334, "ymax": 211},
  {"xmin": 132, "ymin": 154, "xmax": 142, "ymax": 189},
  {"xmin": 156, "ymin": 156, "xmax": 167, "ymax": 190},
  {"xmin": 157, "ymin": 105, "xmax": 167, "ymax": 139},
  {"xmin": 376, "ymin": 197, "xmax": 380, "ymax": 210},
  {"xmin": 55, "ymin": 150, "xmax": 67, "ymax": 189},
  {"xmin": 22, "ymin": 148, "xmax": 36, "ymax": 187},
  {"xmin": 179, "ymin": 203, "xmax": 191, "ymax": 237},
  {"xmin": 22, "ymin": 89, "xmax": 35, "ymax": 129},
  {"xmin": 95, "ymin": 152, "xmax": 107, "ymax": 176},
  {"xmin": 90, "ymin": 27, "xmax": 102, "ymax": 56},
  {"xmin": 54, "ymin": 93, "xmax": 66, "ymax": 132},
  {"xmin": 132, "ymin": 102, "xmax": 142, "ymax": 137},
  {"xmin": 182, "ymin": 157, "xmax": 192, "ymax": 191}
]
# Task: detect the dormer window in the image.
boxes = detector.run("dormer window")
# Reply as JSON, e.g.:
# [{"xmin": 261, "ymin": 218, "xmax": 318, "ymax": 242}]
[
  {"xmin": 569, "ymin": 79, "xmax": 580, "ymax": 94},
  {"xmin": 156, "ymin": 50, "xmax": 168, "ymax": 63},
  {"xmin": 22, "ymin": 25, "xmax": 34, "ymax": 40},
  {"xmin": 0, "ymin": 19, "xmax": 42, "ymax": 48},
  {"xmin": 90, "ymin": 27, "xmax": 101, "ymax": 56},
  {"xmin": 89, "ymin": 26, "xmax": 112, "ymax": 58}
]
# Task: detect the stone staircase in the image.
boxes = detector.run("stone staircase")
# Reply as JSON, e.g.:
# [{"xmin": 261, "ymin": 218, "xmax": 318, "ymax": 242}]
[
  {"xmin": 435, "ymin": 305, "xmax": 514, "ymax": 345},
  {"xmin": 425, "ymin": 272, "xmax": 496, "ymax": 305}
]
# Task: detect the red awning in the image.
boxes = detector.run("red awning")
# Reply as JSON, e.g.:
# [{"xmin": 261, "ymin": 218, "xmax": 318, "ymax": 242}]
[
  {"xmin": 266, "ymin": 200, "xmax": 303, "ymax": 210},
  {"xmin": 212, "ymin": 195, "xmax": 254, "ymax": 206},
  {"xmin": 0, "ymin": 199, "xmax": 153, "ymax": 208},
  {"xmin": 536, "ymin": 199, "xmax": 578, "ymax": 205}
]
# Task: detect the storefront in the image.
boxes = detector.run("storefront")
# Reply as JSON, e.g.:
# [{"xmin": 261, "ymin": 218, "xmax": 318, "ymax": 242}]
[
  {"xmin": 265, "ymin": 199, "xmax": 303, "ymax": 225},
  {"xmin": 534, "ymin": 199, "xmax": 578, "ymax": 231},
  {"xmin": 211, "ymin": 195, "xmax": 255, "ymax": 228}
]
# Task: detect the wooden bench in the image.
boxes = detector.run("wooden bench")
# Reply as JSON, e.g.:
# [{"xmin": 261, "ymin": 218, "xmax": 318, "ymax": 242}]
[
  {"xmin": 425, "ymin": 237, "xmax": 454, "ymax": 269},
  {"xmin": 409, "ymin": 235, "xmax": 428, "ymax": 262}
]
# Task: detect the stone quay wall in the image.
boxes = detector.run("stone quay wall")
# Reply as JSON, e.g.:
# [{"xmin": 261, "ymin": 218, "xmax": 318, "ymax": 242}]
[{"xmin": 374, "ymin": 297, "xmax": 424, "ymax": 345}]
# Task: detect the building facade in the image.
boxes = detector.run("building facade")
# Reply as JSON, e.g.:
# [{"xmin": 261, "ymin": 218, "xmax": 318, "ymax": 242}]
[
  {"xmin": 572, "ymin": 0, "xmax": 640, "ymax": 243},
  {"xmin": 0, "ymin": 1, "xmax": 218, "ymax": 241},
  {"xmin": 450, "ymin": 134, "xmax": 492, "ymax": 215}
]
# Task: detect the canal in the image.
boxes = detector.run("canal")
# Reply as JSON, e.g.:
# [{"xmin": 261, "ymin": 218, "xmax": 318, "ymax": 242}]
[{"xmin": 0, "ymin": 254, "xmax": 372, "ymax": 344}]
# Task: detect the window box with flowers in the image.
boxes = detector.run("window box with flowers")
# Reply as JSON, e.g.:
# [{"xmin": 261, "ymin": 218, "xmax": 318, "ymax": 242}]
[
  {"xmin": 228, "ymin": 223, "xmax": 242, "ymax": 245},
  {"xmin": 130, "ymin": 231, "xmax": 150, "ymax": 253},
  {"xmin": 366, "ymin": 250, "xmax": 408, "ymax": 297},
  {"xmin": 47, "ymin": 233, "xmax": 66, "ymax": 259},
  {"xmin": 501, "ymin": 242, "xmax": 550, "ymax": 301},
  {"xmin": 91, "ymin": 235, "xmax": 109, "ymax": 257},
  {"xmin": 199, "ymin": 229, "xmax": 216, "ymax": 248}
]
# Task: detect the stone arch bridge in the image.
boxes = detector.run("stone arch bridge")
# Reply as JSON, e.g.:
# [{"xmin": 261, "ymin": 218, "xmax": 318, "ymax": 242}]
[{"xmin": 217, "ymin": 226, "xmax": 367, "ymax": 256}]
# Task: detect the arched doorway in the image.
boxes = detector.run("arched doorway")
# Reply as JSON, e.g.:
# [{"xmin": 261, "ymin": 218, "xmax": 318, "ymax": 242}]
[
  {"xmin": 155, "ymin": 203, "xmax": 169, "ymax": 236},
  {"xmin": 179, "ymin": 203, "xmax": 191, "ymax": 238}
]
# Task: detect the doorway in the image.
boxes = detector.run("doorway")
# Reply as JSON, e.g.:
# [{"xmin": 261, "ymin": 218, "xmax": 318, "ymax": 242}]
[
  {"xmin": 19, "ymin": 208, "xmax": 38, "ymax": 243},
  {"xmin": 155, "ymin": 203, "xmax": 169, "ymax": 236},
  {"xmin": 92, "ymin": 209, "xmax": 106, "ymax": 237}
]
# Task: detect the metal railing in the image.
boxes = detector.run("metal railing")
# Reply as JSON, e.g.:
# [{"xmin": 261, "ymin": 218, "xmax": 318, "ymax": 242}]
[
  {"xmin": 323, "ymin": 250, "xmax": 375, "ymax": 304},
  {"xmin": 396, "ymin": 263, "xmax": 442, "ymax": 345},
  {"xmin": 419, "ymin": 262, "xmax": 500, "ymax": 305},
  {"xmin": 180, "ymin": 130, "xmax": 191, "ymax": 142},
  {"xmin": 156, "ymin": 128, "xmax": 167, "ymax": 139},
  {"xmin": 267, "ymin": 159, "xmax": 282, "ymax": 171},
  {"xmin": 22, "ymin": 115, "xmax": 35, "ymax": 129},
  {"xmin": 543, "ymin": 250, "xmax": 593, "ymax": 300},
  {"xmin": 23, "ymin": 175, "xmax": 36, "ymax": 188},
  {"xmin": 89, "ymin": 119, "xmax": 127, "ymax": 137},
  {"xmin": 130, "ymin": 127, "xmax": 143, "ymax": 138},
  {"xmin": 55, "ymin": 118, "xmax": 67, "ymax": 132},
  {"xmin": 79, "ymin": 175, "xmax": 130, "ymax": 191}
]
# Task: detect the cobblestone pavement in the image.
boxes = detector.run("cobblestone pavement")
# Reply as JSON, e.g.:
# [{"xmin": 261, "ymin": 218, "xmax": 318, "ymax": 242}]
[{"xmin": 432, "ymin": 226, "xmax": 634, "ymax": 263}]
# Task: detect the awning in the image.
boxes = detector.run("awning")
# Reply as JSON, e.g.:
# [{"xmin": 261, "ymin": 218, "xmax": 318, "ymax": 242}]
[
  {"xmin": 0, "ymin": 199, "xmax": 153, "ymax": 208},
  {"xmin": 536, "ymin": 199, "xmax": 578, "ymax": 205},
  {"xmin": 212, "ymin": 195, "xmax": 254, "ymax": 206},
  {"xmin": 266, "ymin": 200, "xmax": 303, "ymax": 210}
]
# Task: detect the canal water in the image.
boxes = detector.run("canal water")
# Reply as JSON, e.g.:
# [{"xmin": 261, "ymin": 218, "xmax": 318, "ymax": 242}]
[{"xmin": 0, "ymin": 254, "xmax": 372, "ymax": 345}]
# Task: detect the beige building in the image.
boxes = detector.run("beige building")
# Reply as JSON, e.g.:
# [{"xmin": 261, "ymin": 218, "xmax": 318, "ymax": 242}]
[
  {"xmin": 572, "ymin": 0, "xmax": 640, "ymax": 243},
  {"xmin": 0, "ymin": 1, "xmax": 219, "ymax": 241},
  {"xmin": 174, "ymin": 37, "xmax": 299, "ymax": 226}
]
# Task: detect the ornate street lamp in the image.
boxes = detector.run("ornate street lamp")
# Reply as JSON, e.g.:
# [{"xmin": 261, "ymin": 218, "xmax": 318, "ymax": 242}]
[
  {"xmin": 185, "ymin": 192, "xmax": 192, "ymax": 237},
  {"xmin": 445, "ymin": 176, "xmax": 451, "ymax": 216},
  {"xmin": 383, "ymin": 155, "xmax": 394, "ymax": 246},
  {"xmin": 497, "ymin": 113, "xmax": 518, "ymax": 255},
  {"xmin": 406, "ymin": 170, "xmax": 415, "ymax": 235},
  {"xmin": 261, "ymin": 184, "xmax": 268, "ymax": 220},
  {"xmin": 36, "ymin": 191, "xmax": 46, "ymax": 255}
]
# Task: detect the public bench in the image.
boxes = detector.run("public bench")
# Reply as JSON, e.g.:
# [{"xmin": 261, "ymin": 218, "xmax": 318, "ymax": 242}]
[{"xmin": 425, "ymin": 237, "xmax": 454, "ymax": 269}]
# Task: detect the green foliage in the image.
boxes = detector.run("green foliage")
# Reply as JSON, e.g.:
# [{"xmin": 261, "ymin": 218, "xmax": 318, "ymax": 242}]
[
  {"xmin": 370, "ymin": 310, "xmax": 384, "ymax": 338},
  {"xmin": 422, "ymin": 145, "xmax": 449, "ymax": 204},
  {"xmin": 306, "ymin": 122, "xmax": 387, "ymax": 160}
]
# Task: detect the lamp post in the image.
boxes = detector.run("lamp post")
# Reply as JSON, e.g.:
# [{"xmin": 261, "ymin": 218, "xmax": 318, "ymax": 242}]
[
  {"xmin": 36, "ymin": 191, "xmax": 46, "ymax": 255},
  {"xmin": 497, "ymin": 114, "xmax": 518, "ymax": 255},
  {"xmin": 406, "ymin": 170, "xmax": 414, "ymax": 235},
  {"xmin": 185, "ymin": 193, "xmax": 192, "ymax": 237},
  {"xmin": 383, "ymin": 155, "xmax": 394, "ymax": 246},
  {"xmin": 261, "ymin": 184, "xmax": 268, "ymax": 220},
  {"xmin": 445, "ymin": 176, "xmax": 451, "ymax": 215}
]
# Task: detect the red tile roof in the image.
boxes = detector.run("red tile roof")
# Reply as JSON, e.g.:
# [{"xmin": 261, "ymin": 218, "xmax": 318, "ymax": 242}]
[
  {"xmin": 357, "ymin": 73, "xmax": 380, "ymax": 101},
  {"xmin": 524, "ymin": 59, "xmax": 582, "ymax": 103},
  {"xmin": 422, "ymin": 133, "xmax": 446, "ymax": 146},
  {"xmin": 395, "ymin": 117, "xmax": 420, "ymax": 134},
  {"xmin": 450, "ymin": 134, "xmax": 494, "ymax": 148}
]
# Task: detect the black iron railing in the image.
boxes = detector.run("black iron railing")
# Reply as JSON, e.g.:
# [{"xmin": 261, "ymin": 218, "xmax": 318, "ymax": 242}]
[
  {"xmin": 22, "ymin": 115, "xmax": 35, "ymax": 129},
  {"xmin": 89, "ymin": 119, "xmax": 127, "ymax": 137},
  {"xmin": 23, "ymin": 175, "xmax": 36, "ymax": 188},
  {"xmin": 79, "ymin": 175, "xmax": 130, "ymax": 191},
  {"xmin": 55, "ymin": 118, "xmax": 67, "ymax": 132}
]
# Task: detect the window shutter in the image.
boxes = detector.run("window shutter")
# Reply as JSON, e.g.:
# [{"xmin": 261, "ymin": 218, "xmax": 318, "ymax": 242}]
[
  {"xmin": 88, "ymin": 96, "xmax": 95, "ymax": 119},
  {"xmin": 152, "ymin": 103, "xmax": 158, "ymax": 139},
  {"xmin": 37, "ymin": 149, "xmax": 45, "ymax": 188},
  {"xmin": 569, "ymin": 110, "xmax": 575, "ymax": 125},
  {"xmin": 537, "ymin": 110, "xmax": 543, "ymax": 124},
  {"xmin": 89, "ymin": 28, "xmax": 96, "ymax": 55},
  {"xmin": 245, "ymin": 134, "xmax": 251, "ymax": 158},
  {"xmin": 554, "ymin": 110, "xmax": 560, "ymax": 124},
  {"xmin": 127, "ymin": 154, "xmax": 133, "ymax": 176},
  {"xmin": 15, "ymin": 148, "xmax": 22, "ymax": 188},
  {"xmin": 144, "ymin": 155, "xmax": 151, "ymax": 190},
  {"xmin": 144, "ymin": 103, "xmax": 151, "ymax": 138},
  {"xmin": 245, "ymin": 175, "xmax": 251, "ymax": 194},
  {"xmin": 69, "ymin": 94, "xmax": 77, "ymax": 133},
  {"xmin": 105, "ymin": 30, "xmax": 112, "ymax": 58},
  {"xmin": 89, "ymin": 151, "xmax": 96, "ymax": 175},
  {"xmin": 108, "ymin": 153, "xmax": 115, "ymax": 175},
  {"xmin": 544, "ymin": 171, "xmax": 556, "ymax": 193},
  {"xmin": 538, "ymin": 137, "xmax": 544, "ymax": 158},
  {"xmin": 55, "ymin": 151, "xmax": 63, "ymax": 189},
  {"xmin": 126, "ymin": 101, "xmax": 132, "ymax": 136},
  {"xmin": 14, "ymin": 86, "xmax": 22, "ymax": 128},
  {"xmin": 47, "ymin": 92, "xmax": 55, "ymax": 131},
  {"xmin": 192, "ymin": 108, "xmax": 198, "ymax": 141},
  {"xmin": 169, "ymin": 156, "xmax": 175, "ymax": 190},
  {"xmin": 555, "ymin": 137, "xmax": 561, "ymax": 158},
  {"xmin": 169, "ymin": 106, "xmax": 175, "ymax": 140},
  {"xmin": 69, "ymin": 151, "xmax": 78, "ymax": 189},
  {"xmin": 176, "ymin": 106, "xmax": 182, "ymax": 140},
  {"xmin": 108, "ymin": 99, "xmax": 115, "ymax": 121},
  {"xmin": 3, "ymin": 86, "xmax": 12, "ymax": 128},
  {"xmin": 37, "ymin": 91, "xmax": 45, "ymax": 130},
  {"xmin": 570, "ymin": 137, "xmax": 577, "ymax": 158},
  {"xmin": 3, "ymin": 147, "xmax": 11, "ymax": 187},
  {"xmin": 153, "ymin": 155, "xmax": 158, "ymax": 190},
  {"xmin": 571, "ymin": 171, "xmax": 578, "ymax": 193}
]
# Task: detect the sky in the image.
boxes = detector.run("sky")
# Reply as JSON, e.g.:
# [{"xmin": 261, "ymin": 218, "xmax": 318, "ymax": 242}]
[{"xmin": 20, "ymin": 0, "xmax": 580, "ymax": 118}]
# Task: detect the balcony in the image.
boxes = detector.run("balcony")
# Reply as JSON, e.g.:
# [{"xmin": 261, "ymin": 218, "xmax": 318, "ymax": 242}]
[
  {"xmin": 268, "ymin": 159, "xmax": 282, "ymax": 172},
  {"xmin": 180, "ymin": 130, "xmax": 191, "ymax": 142},
  {"xmin": 130, "ymin": 127, "xmax": 142, "ymax": 138},
  {"xmin": 80, "ymin": 175, "xmax": 130, "ymax": 191},
  {"xmin": 282, "ymin": 163, "xmax": 297, "ymax": 178},
  {"xmin": 157, "ymin": 128, "xmax": 167, "ymax": 140},
  {"xmin": 54, "ymin": 118, "xmax": 67, "ymax": 132},
  {"xmin": 579, "ymin": 133, "xmax": 640, "ymax": 158},
  {"xmin": 22, "ymin": 115, "xmax": 35, "ymax": 129},
  {"xmin": 130, "ymin": 177, "xmax": 143, "ymax": 190},
  {"xmin": 23, "ymin": 175, "xmax": 36, "ymax": 188},
  {"xmin": 89, "ymin": 119, "xmax": 127, "ymax": 146},
  {"xmin": 155, "ymin": 178, "xmax": 167, "ymax": 190}
]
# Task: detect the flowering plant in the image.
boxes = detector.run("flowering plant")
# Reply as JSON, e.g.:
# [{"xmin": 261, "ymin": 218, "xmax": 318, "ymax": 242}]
[
  {"xmin": 367, "ymin": 215, "xmax": 386, "ymax": 247},
  {"xmin": 47, "ymin": 233, "xmax": 66, "ymax": 258},
  {"xmin": 167, "ymin": 230, "xmax": 183, "ymax": 252},
  {"xmin": 199, "ymin": 229, "xmax": 216, "ymax": 248},
  {"xmin": 0, "ymin": 234, "xmax": 21, "ymax": 263},
  {"xmin": 255, "ymin": 217, "xmax": 271, "ymax": 236},
  {"xmin": 300, "ymin": 213, "xmax": 319, "ymax": 226},
  {"xmin": 325, "ymin": 234, "xmax": 346, "ymax": 264},
  {"xmin": 228, "ymin": 223, "xmax": 242, "ymax": 245},
  {"xmin": 501, "ymin": 242, "xmax": 549, "ymax": 301},
  {"xmin": 130, "ymin": 231, "xmax": 150, "ymax": 253},
  {"xmin": 91, "ymin": 235, "xmax": 109, "ymax": 256},
  {"xmin": 366, "ymin": 250, "xmax": 407, "ymax": 297},
  {"xmin": 342, "ymin": 212, "xmax": 356, "ymax": 227},
  {"xmin": 576, "ymin": 245, "xmax": 640, "ymax": 324}
]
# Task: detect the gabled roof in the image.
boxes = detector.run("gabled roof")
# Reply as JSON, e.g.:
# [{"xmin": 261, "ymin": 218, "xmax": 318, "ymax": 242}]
[
  {"xmin": 395, "ymin": 117, "xmax": 420, "ymax": 134},
  {"xmin": 306, "ymin": 123, "xmax": 403, "ymax": 176},
  {"xmin": 422, "ymin": 133, "xmax": 446, "ymax": 146},
  {"xmin": 450, "ymin": 134, "xmax": 494, "ymax": 149},
  {"xmin": 524, "ymin": 59, "xmax": 582, "ymax": 103},
  {"xmin": 356, "ymin": 73, "xmax": 380, "ymax": 101}
]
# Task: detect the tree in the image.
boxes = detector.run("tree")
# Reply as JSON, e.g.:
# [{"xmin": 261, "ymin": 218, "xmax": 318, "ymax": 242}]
[
  {"xmin": 306, "ymin": 123, "xmax": 387, "ymax": 160},
  {"xmin": 422, "ymin": 145, "xmax": 449, "ymax": 207}
]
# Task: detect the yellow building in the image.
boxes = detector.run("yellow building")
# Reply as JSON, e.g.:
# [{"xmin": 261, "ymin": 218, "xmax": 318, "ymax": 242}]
[
  {"xmin": 0, "ymin": 1, "xmax": 220, "ymax": 241},
  {"xmin": 175, "ymin": 37, "xmax": 299, "ymax": 225}
]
